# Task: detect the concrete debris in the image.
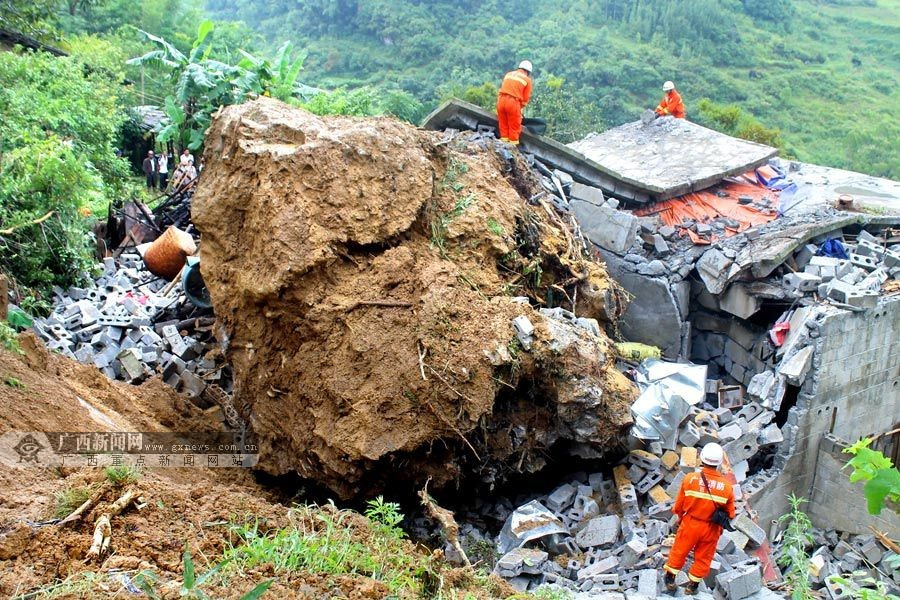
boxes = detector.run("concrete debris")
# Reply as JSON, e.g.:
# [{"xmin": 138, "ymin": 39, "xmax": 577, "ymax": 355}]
[
  {"xmin": 486, "ymin": 377, "xmax": 789, "ymax": 596},
  {"xmin": 32, "ymin": 252, "xmax": 221, "ymax": 399},
  {"xmin": 771, "ymin": 528, "xmax": 900, "ymax": 598}
]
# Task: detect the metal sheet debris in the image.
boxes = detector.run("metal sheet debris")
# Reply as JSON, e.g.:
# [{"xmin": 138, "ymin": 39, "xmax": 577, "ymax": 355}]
[{"xmin": 497, "ymin": 500, "xmax": 569, "ymax": 555}]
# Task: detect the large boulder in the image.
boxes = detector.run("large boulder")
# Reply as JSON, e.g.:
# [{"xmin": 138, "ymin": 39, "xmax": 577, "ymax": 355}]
[{"xmin": 192, "ymin": 98, "xmax": 636, "ymax": 499}]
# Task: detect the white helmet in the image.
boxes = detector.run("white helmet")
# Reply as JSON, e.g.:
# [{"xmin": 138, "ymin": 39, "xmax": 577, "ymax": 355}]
[
  {"xmin": 518, "ymin": 60, "xmax": 533, "ymax": 73},
  {"xmin": 700, "ymin": 443, "xmax": 724, "ymax": 466},
  {"xmin": 663, "ymin": 80, "xmax": 675, "ymax": 91}
]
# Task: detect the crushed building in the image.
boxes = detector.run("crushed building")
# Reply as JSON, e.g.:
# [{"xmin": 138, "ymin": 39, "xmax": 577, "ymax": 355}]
[
  {"xmin": 21, "ymin": 97, "xmax": 899, "ymax": 598},
  {"xmin": 425, "ymin": 100, "xmax": 900, "ymax": 596}
]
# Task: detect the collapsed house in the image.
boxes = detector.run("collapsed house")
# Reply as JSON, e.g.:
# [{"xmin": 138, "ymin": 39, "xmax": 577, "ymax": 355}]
[
  {"xmin": 423, "ymin": 101, "xmax": 900, "ymax": 597},
  {"xmin": 22, "ymin": 97, "xmax": 898, "ymax": 598}
]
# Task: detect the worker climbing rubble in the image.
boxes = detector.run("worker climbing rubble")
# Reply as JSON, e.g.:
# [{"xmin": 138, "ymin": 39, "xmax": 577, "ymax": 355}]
[
  {"xmin": 496, "ymin": 59, "xmax": 533, "ymax": 144},
  {"xmin": 655, "ymin": 80, "xmax": 686, "ymax": 119},
  {"xmin": 664, "ymin": 442, "xmax": 736, "ymax": 595}
]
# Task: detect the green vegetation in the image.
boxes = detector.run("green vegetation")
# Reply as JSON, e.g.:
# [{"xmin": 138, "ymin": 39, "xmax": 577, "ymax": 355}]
[
  {"xmin": 52, "ymin": 485, "xmax": 92, "ymax": 519},
  {"xmin": 843, "ymin": 437, "xmax": 900, "ymax": 515},
  {"xmin": 104, "ymin": 464, "xmax": 141, "ymax": 486},
  {"xmin": 224, "ymin": 500, "xmax": 435, "ymax": 595},
  {"xmin": 4, "ymin": 376, "xmax": 24, "ymax": 388},
  {"xmin": 0, "ymin": 47, "xmax": 130, "ymax": 297},
  {"xmin": 0, "ymin": 322, "xmax": 23, "ymax": 354},
  {"xmin": 776, "ymin": 494, "xmax": 815, "ymax": 600},
  {"xmin": 829, "ymin": 569, "xmax": 900, "ymax": 600},
  {"xmin": 207, "ymin": 0, "xmax": 898, "ymax": 178}
]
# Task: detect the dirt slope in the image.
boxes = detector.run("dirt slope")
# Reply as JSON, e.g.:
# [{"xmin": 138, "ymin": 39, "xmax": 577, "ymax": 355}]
[
  {"xmin": 192, "ymin": 98, "xmax": 636, "ymax": 499},
  {"xmin": 0, "ymin": 341, "xmax": 511, "ymax": 599}
]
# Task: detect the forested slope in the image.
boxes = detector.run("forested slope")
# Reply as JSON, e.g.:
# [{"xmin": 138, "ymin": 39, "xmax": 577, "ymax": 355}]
[{"xmin": 207, "ymin": 0, "xmax": 899, "ymax": 178}]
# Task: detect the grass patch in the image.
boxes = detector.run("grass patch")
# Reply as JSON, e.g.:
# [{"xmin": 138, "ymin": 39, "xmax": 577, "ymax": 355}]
[
  {"xmin": 4, "ymin": 376, "xmax": 24, "ymax": 388},
  {"xmin": 52, "ymin": 486, "xmax": 93, "ymax": 519},
  {"xmin": 486, "ymin": 218, "xmax": 504, "ymax": 237},
  {"xmin": 104, "ymin": 465, "xmax": 141, "ymax": 486},
  {"xmin": 224, "ymin": 499, "xmax": 438, "ymax": 596},
  {"xmin": 13, "ymin": 571, "xmax": 126, "ymax": 599}
]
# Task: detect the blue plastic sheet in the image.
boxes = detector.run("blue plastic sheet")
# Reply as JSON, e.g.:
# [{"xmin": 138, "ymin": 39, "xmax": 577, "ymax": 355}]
[{"xmin": 817, "ymin": 238, "xmax": 849, "ymax": 259}]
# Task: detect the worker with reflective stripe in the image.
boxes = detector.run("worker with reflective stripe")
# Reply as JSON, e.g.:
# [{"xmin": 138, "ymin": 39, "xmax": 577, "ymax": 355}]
[
  {"xmin": 496, "ymin": 60, "xmax": 533, "ymax": 144},
  {"xmin": 664, "ymin": 443, "xmax": 735, "ymax": 595},
  {"xmin": 655, "ymin": 80, "xmax": 685, "ymax": 119}
]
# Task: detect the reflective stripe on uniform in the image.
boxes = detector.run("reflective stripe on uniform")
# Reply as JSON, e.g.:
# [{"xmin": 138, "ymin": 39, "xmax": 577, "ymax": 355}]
[
  {"xmin": 505, "ymin": 74, "xmax": 529, "ymax": 86},
  {"xmin": 685, "ymin": 489, "xmax": 729, "ymax": 503},
  {"xmin": 688, "ymin": 572, "xmax": 704, "ymax": 583}
]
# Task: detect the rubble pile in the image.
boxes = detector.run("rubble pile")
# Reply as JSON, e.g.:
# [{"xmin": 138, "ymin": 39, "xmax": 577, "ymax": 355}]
[
  {"xmin": 782, "ymin": 229, "xmax": 900, "ymax": 308},
  {"xmin": 191, "ymin": 98, "xmax": 636, "ymax": 499},
  {"xmin": 30, "ymin": 253, "xmax": 223, "ymax": 402},
  {"xmin": 774, "ymin": 526, "xmax": 900, "ymax": 598},
  {"xmin": 479, "ymin": 390, "xmax": 784, "ymax": 598}
]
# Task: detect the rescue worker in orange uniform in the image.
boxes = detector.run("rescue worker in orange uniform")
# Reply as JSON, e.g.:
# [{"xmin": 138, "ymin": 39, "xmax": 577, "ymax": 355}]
[
  {"xmin": 496, "ymin": 60, "xmax": 533, "ymax": 144},
  {"xmin": 664, "ymin": 443, "xmax": 735, "ymax": 595},
  {"xmin": 655, "ymin": 80, "xmax": 686, "ymax": 119}
]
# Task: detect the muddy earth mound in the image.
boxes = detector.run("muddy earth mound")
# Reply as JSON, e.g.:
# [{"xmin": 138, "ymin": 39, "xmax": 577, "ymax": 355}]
[{"xmin": 193, "ymin": 98, "xmax": 636, "ymax": 499}]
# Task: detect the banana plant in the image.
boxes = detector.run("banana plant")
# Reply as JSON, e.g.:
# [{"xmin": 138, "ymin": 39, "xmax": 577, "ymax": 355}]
[{"xmin": 127, "ymin": 20, "xmax": 256, "ymax": 151}]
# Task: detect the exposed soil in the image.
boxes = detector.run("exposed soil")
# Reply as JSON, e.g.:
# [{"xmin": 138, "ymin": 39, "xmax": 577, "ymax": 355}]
[
  {"xmin": 0, "ymin": 341, "xmax": 514, "ymax": 599},
  {"xmin": 192, "ymin": 98, "xmax": 636, "ymax": 500}
]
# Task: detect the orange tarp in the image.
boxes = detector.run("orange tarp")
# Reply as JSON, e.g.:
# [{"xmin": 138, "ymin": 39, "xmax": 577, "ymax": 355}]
[{"xmin": 633, "ymin": 174, "xmax": 778, "ymax": 245}]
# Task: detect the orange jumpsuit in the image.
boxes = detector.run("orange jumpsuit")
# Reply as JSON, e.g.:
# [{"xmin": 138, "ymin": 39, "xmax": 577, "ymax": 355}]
[
  {"xmin": 496, "ymin": 69, "xmax": 533, "ymax": 143},
  {"xmin": 656, "ymin": 89, "xmax": 686, "ymax": 119},
  {"xmin": 664, "ymin": 467, "xmax": 735, "ymax": 583}
]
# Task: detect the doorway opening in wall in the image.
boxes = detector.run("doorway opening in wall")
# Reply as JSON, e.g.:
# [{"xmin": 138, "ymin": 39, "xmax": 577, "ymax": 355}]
[
  {"xmin": 774, "ymin": 383, "xmax": 800, "ymax": 427},
  {"xmin": 745, "ymin": 300, "xmax": 794, "ymax": 330}
]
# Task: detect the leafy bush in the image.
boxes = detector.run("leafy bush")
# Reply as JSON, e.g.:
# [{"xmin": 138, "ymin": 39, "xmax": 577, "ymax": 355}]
[
  {"xmin": 696, "ymin": 98, "xmax": 785, "ymax": 153},
  {"xmin": 843, "ymin": 438, "xmax": 900, "ymax": 515},
  {"xmin": 0, "ymin": 48, "xmax": 130, "ymax": 298}
]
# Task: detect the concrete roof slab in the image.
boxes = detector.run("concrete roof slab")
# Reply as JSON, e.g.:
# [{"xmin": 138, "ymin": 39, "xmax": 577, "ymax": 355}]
[{"xmin": 568, "ymin": 119, "xmax": 777, "ymax": 200}]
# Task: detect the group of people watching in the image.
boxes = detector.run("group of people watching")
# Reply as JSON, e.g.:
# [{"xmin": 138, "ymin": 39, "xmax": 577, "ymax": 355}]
[{"xmin": 142, "ymin": 148, "xmax": 198, "ymax": 192}]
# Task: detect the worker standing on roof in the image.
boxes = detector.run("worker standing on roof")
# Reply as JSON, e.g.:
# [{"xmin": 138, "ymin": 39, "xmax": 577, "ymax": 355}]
[
  {"xmin": 655, "ymin": 80, "xmax": 686, "ymax": 119},
  {"xmin": 496, "ymin": 60, "xmax": 533, "ymax": 145},
  {"xmin": 663, "ymin": 443, "xmax": 735, "ymax": 595}
]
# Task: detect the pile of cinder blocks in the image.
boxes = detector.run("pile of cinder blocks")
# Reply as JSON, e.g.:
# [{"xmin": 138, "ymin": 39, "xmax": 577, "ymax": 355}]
[
  {"xmin": 786, "ymin": 229, "xmax": 899, "ymax": 309},
  {"xmin": 779, "ymin": 528, "xmax": 900, "ymax": 598},
  {"xmin": 32, "ymin": 253, "xmax": 221, "ymax": 399},
  {"xmin": 490, "ymin": 402, "xmax": 783, "ymax": 597}
]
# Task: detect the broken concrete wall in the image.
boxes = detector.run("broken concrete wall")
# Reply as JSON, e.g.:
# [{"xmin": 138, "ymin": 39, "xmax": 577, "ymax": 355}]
[
  {"xmin": 691, "ymin": 308, "xmax": 774, "ymax": 390},
  {"xmin": 807, "ymin": 434, "xmax": 900, "ymax": 534},
  {"xmin": 599, "ymin": 250, "xmax": 688, "ymax": 358},
  {"xmin": 192, "ymin": 98, "xmax": 636, "ymax": 499},
  {"xmin": 750, "ymin": 297, "xmax": 900, "ymax": 527}
]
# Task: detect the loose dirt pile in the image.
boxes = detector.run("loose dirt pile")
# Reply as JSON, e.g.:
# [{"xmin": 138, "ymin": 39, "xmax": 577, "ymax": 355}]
[
  {"xmin": 192, "ymin": 98, "xmax": 637, "ymax": 500},
  {"xmin": 0, "ymin": 341, "xmax": 512, "ymax": 599}
]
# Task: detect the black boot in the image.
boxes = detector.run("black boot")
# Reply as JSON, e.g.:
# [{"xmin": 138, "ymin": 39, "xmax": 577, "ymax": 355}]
[
  {"xmin": 664, "ymin": 571, "xmax": 677, "ymax": 592},
  {"xmin": 684, "ymin": 580, "xmax": 700, "ymax": 595}
]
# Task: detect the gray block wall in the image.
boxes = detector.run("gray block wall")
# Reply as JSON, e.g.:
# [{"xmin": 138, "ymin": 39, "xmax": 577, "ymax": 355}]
[
  {"xmin": 751, "ymin": 297, "xmax": 900, "ymax": 527},
  {"xmin": 807, "ymin": 435, "xmax": 900, "ymax": 534}
]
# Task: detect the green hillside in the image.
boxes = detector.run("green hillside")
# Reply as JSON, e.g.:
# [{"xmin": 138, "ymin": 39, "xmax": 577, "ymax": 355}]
[{"xmin": 206, "ymin": 0, "xmax": 900, "ymax": 179}]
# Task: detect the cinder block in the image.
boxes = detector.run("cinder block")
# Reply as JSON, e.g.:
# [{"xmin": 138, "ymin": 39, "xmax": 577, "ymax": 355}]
[
  {"xmin": 575, "ymin": 514, "xmax": 621, "ymax": 549},
  {"xmin": 546, "ymin": 483, "xmax": 577, "ymax": 512},
  {"xmin": 629, "ymin": 449, "xmax": 661, "ymax": 471},
  {"xmin": 680, "ymin": 446, "xmax": 698, "ymax": 472},
  {"xmin": 722, "ymin": 433, "xmax": 759, "ymax": 465},
  {"xmin": 783, "ymin": 271, "xmax": 822, "ymax": 292},
  {"xmin": 635, "ymin": 469, "xmax": 664, "ymax": 495},
  {"xmin": 731, "ymin": 514, "xmax": 766, "ymax": 547}
]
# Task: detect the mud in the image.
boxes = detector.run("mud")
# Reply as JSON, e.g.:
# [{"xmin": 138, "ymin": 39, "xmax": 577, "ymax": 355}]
[
  {"xmin": 0, "ymin": 342, "xmax": 512, "ymax": 599},
  {"xmin": 192, "ymin": 98, "xmax": 636, "ymax": 500}
]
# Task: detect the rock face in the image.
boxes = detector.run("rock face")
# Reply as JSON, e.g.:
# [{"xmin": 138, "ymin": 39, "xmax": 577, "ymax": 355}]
[{"xmin": 192, "ymin": 98, "xmax": 636, "ymax": 499}]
